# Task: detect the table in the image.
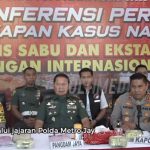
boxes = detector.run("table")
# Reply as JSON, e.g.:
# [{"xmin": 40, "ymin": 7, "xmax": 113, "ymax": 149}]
[{"xmin": 1, "ymin": 134, "xmax": 150, "ymax": 150}]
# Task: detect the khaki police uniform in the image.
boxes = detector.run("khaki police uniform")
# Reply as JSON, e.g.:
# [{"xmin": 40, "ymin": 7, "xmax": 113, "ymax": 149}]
[
  {"xmin": 0, "ymin": 102, "xmax": 6, "ymax": 127},
  {"xmin": 36, "ymin": 94, "xmax": 88, "ymax": 130},
  {"xmin": 12, "ymin": 85, "xmax": 45, "ymax": 128},
  {"xmin": 111, "ymin": 92, "xmax": 150, "ymax": 131}
]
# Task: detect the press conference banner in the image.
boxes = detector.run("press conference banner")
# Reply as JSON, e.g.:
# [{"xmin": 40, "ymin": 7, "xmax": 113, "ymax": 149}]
[{"xmin": 0, "ymin": 0, "xmax": 149, "ymax": 99}]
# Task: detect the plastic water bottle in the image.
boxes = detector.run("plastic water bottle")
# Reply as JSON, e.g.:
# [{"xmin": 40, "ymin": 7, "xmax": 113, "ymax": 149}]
[
  {"xmin": 115, "ymin": 121, "xmax": 123, "ymax": 135},
  {"xmin": 74, "ymin": 123, "xmax": 82, "ymax": 140}
]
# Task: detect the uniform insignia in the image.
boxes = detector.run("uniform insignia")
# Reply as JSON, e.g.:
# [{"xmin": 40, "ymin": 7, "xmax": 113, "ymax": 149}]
[
  {"xmin": 49, "ymin": 112, "xmax": 52, "ymax": 115},
  {"xmin": 22, "ymin": 102, "xmax": 25, "ymax": 105},
  {"xmin": 146, "ymin": 94, "xmax": 150, "ymax": 102},
  {"xmin": 79, "ymin": 100, "xmax": 85, "ymax": 109},
  {"xmin": 0, "ymin": 103, "xmax": 5, "ymax": 123},
  {"xmin": 71, "ymin": 95, "xmax": 80, "ymax": 100},
  {"xmin": 48, "ymin": 112, "xmax": 52, "ymax": 115},
  {"xmin": 126, "ymin": 102, "xmax": 132, "ymax": 106},
  {"xmin": 52, "ymin": 117, "xmax": 55, "ymax": 122},
  {"xmin": 67, "ymin": 99, "xmax": 71, "ymax": 102},
  {"xmin": 144, "ymin": 104, "xmax": 150, "ymax": 107},
  {"xmin": 94, "ymin": 94, "xmax": 100, "ymax": 99},
  {"xmin": 144, "ymin": 112, "xmax": 149, "ymax": 117},
  {"xmin": 0, "ymin": 103, "xmax": 4, "ymax": 113},
  {"xmin": 36, "ymin": 90, "xmax": 41, "ymax": 99},
  {"xmin": 67, "ymin": 104, "xmax": 77, "ymax": 110},
  {"xmin": 47, "ymin": 102, "xmax": 51, "ymax": 106},
  {"xmin": 69, "ymin": 102, "xmax": 75, "ymax": 105},
  {"xmin": 124, "ymin": 117, "xmax": 129, "ymax": 122},
  {"xmin": 70, "ymin": 117, "xmax": 72, "ymax": 120},
  {"xmin": 67, "ymin": 98, "xmax": 76, "ymax": 104},
  {"xmin": 49, "ymin": 105, "xmax": 56, "ymax": 109},
  {"xmin": 123, "ymin": 106, "xmax": 133, "ymax": 109},
  {"xmin": 94, "ymin": 99, "xmax": 101, "ymax": 102}
]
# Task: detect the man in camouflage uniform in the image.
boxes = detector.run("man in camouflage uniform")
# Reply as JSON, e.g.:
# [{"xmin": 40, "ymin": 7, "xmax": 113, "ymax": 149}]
[
  {"xmin": 11, "ymin": 67, "xmax": 45, "ymax": 129},
  {"xmin": 35, "ymin": 73, "xmax": 90, "ymax": 130},
  {"xmin": 111, "ymin": 73, "xmax": 150, "ymax": 131}
]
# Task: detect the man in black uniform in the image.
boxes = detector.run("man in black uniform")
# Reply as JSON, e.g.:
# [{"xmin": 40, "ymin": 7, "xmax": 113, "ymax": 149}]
[
  {"xmin": 11, "ymin": 67, "xmax": 45, "ymax": 129},
  {"xmin": 72, "ymin": 68, "xmax": 108, "ymax": 128}
]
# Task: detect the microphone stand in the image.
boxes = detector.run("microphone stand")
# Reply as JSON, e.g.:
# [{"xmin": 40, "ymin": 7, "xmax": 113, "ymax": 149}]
[{"xmin": 136, "ymin": 105, "xmax": 142, "ymax": 130}]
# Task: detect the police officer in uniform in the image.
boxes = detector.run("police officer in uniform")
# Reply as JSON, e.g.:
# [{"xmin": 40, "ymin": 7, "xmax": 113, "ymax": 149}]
[
  {"xmin": 72, "ymin": 68, "xmax": 108, "ymax": 128},
  {"xmin": 35, "ymin": 73, "xmax": 91, "ymax": 130},
  {"xmin": 11, "ymin": 67, "xmax": 45, "ymax": 129},
  {"xmin": 111, "ymin": 73, "xmax": 150, "ymax": 131},
  {"xmin": 0, "ymin": 102, "xmax": 6, "ymax": 127}
]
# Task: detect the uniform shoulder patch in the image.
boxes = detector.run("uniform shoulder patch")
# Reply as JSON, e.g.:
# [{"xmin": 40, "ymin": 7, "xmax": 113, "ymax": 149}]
[
  {"xmin": 78, "ymin": 100, "xmax": 85, "ymax": 108},
  {"xmin": 114, "ymin": 98, "xmax": 121, "ymax": 106},
  {"xmin": 69, "ymin": 94, "xmax": 80, "ymax": 100},
  {"xmin": 146, "ymin": 94, "xmax": 150, "ymax": 102}
]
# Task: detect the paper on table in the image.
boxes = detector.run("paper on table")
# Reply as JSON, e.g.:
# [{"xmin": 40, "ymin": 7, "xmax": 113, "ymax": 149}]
[
  {"xmin": 95, "ymin": 125, "xmax": 110, "ymax": 133},
  {"xmin": 0, "ymin": 136, "xmax": 14, "ymax": 147}
]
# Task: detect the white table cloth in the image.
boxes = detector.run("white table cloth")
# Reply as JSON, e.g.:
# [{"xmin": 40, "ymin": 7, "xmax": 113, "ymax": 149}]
[{"xmin": 0, "ymin": 133, "xmax": 150, "ymax": 150}]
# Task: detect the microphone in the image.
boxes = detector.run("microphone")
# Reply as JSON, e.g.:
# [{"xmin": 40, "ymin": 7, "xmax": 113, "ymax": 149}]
[
  {"xmin": 136, "ymin": 105, "xmax": 142, "ymax": 130},
  {"xmin": 137, "ymin": 105, "xmax": 141, "ymax": 114}
]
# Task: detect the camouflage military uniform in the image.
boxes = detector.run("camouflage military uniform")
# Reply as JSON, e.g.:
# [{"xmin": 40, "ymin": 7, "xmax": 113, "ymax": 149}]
[
  {"xmin": 12, "ymin": 85, "xmax": 45, "ymax": 128},
  {"xmin": 111, "ymin": 92, "xmax": 150, "ymax": 131},
  {"xmin": 36, "ymin": 94, "xmax": 88, "ymax": 129}
]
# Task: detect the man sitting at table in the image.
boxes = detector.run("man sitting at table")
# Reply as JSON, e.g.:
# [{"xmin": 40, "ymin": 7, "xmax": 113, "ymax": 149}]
[
  {"xmin": 35, "ymin": 73, "xmax": 91, "ymax": 130},
  {"xmin": 72, "ymin": 68, "xmax": 108, "ymax": 128},
  {"xmin": 111, "ymin": 73, "xmax": 150, "ymax": 131},
  {"xmin": 11, "ymin": 67, "xmax": 45, "ymax": 129}
]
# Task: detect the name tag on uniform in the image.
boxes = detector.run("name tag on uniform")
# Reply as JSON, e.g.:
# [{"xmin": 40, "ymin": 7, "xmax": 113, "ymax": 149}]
[
  {"xmin": 93, "ymin": 94, "xmax": 100, "ymax": 103},
  {"xmin": 94, "ymin": 99, "xmax": 101, "ymax": 103}
]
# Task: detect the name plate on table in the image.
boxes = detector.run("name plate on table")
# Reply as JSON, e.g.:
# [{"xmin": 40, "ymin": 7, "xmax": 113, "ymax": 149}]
[
  {"xmin": 133, "ymin": 136, "xmax": 150, "ymax": 144},
  {"xmin": 49, "ymin": 134, "xmax": 84, "ymax": 149},
  {"xmin": 49, "ymin": 140, "xmax": 84, "ymax": 149}
]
